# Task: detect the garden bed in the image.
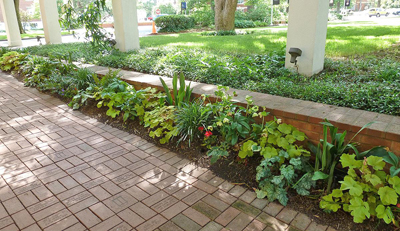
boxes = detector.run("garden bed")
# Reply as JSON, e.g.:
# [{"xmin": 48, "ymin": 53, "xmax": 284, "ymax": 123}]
[
  {"xmin": 40, "ymin": 87, "xmax": 393, "ymax": 231},
  {"xmin": 2, "ymin": 48, "xmax": 399, "ymax": 231}
]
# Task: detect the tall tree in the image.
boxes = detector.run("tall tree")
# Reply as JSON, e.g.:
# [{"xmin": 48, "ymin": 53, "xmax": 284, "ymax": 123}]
[
  {"xmin": 14, "ymin": 0, "xmax": 25, "ymax": 34},
  {"xmin": 214, "ymin": 0, "xmax": 238, "ymax": 31}
]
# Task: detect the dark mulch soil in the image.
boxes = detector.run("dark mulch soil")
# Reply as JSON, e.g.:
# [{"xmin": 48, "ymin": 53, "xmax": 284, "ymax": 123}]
[
  {"xmin": 76, "ymin": 99, "xmax": 393, "ymax": 231},
  {"xmin": 11, "ymin": 67, "xmax": 396, "ymax": 231}
]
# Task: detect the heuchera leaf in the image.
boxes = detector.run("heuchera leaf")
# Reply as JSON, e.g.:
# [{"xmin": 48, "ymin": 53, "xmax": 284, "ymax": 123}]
[
  {"xmin": 378, "ymin": 186, "xmax": 398, "ymax": 205},
  {"xmin": 388, "ymin": 176, "xmax": 400, "ymax": 194},
  {"xmin": 260, "ymin": 146, "xmax": 278, "ymax": 159},
  {"xmin": 277, "ymin": 137, "xmax": 289, "ymax": 150},
  {"xmin": 348, "ymin": 197, "xmax": 370, "ymax": 223},
  {"xmin": 277, "ymin": 123, "xmax": 292, "ymax": 134},
  {"xmin": 376, "ymin": 204, "xmax": 394, "ymax": 224},
  {"xmin": 285, "ymin": 134, "xmax": 296, "ymax": 144},
  {"xmin": 340, "ymin": 176, "xmax": 363, "ymax": 196},
  {"xmin": 312, "ymin": 171, "xmax": 329, "ymax": 181},
  {"xmin": 292, "ymin": 130, "xmax": 306, "ymax": 141},
  {"xmin": 367, "ymin": 156, "xmax": 386, "ymax": 171},
  {"xmin": 364, "ymin": 174, "xmax": 382, "ymax": 187},
  {"xmin": 340, "ymin": 154, "xmax": 362, "ymax": 169},
  {"xmin": 238, "ymin": 140, "xmax": 257, "ymax": 159},
  {"xmin": 320, "ymin": 194, "xmax": 341, "ymax": 212}
]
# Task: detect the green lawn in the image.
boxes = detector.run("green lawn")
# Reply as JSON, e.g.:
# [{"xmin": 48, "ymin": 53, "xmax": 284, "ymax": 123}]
[
  {"xmin": 0, "ymin": 31, "xmax": 71, "ymax": 40},
  {"xmin": 141, "ymin": 25, "xmax": 400, "ymax": 57},
  {"xmin": 20, "ymin": 23, "xmax": 400, "ymax": 116}
]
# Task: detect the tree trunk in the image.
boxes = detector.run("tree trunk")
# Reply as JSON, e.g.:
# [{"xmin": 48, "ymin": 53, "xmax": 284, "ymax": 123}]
[
  {"xmin": 214, "ymin": 0, "xmax": 238, "ymax": 31},
  {"xmin": 336, "ymin": 1, "xmax": 340, "ymax": 13},
  {"xmin": 14, "ymin": 0, "xmax": 25, "ymax": 34},
  {"xmin": 377, "ymin": 0, "xmax": 381, "ymax": 7}
]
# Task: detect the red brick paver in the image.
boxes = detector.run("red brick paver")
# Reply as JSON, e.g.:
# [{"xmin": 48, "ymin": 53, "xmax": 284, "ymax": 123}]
[{"xmin": 0, "ymin": 72, "xmax": 336, "ymax": 230}]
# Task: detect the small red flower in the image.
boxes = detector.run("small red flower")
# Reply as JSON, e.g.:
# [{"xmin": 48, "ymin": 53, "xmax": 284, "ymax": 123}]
[
  {"xmin": 397, "ymin": 203, "xmax": 400, "ymax": 208},
  {"xmin": 205, "ymin": 131, "xmax": 212, "ymax": 138},
  {"xmin": 198, "ymin": 126, "xmax": 204, "ymax": 131}
]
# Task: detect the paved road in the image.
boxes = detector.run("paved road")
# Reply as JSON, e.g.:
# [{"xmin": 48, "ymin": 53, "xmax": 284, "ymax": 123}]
[{"xmin": 0, "ymin": 72, "xmax": 336, "ymax": 230}]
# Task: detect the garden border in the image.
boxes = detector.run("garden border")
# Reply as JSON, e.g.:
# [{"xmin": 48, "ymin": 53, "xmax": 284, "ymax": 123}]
[{"xmin": 79, "ymin": 63, "xmax": 400, "ymax": 155}]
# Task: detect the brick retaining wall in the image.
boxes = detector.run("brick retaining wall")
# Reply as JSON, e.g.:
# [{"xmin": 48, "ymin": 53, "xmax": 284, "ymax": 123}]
[{"xmin": 82, "ymin": 64, "xmax": 400, "ymax": 155}]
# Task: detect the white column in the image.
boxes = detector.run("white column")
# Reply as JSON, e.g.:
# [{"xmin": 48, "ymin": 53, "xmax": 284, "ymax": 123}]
[
  {"xmin": 0, "ymin": 0, "xmax": 22, "ymax": 46},
  {"xmin": 285, "ymin": 0, "xmax": 329, "ymax": 76},
  {"xmin": 112, "ymin": 0, "xmax": 140, "ymax": 51},
  {"xmin": 39, "ymin": 0, "xmax": 62, "ymax": 44}
]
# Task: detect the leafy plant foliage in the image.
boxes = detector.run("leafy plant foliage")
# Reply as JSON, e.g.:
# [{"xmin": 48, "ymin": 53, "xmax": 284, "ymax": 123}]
[{"xmin": 320, "ymin": 154, "xmax": 400, "ymax": 226}]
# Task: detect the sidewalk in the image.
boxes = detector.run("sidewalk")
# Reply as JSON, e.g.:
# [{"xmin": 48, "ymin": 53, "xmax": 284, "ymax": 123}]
[{"xmin": 0, "ymin": 72, "xmax": 332, "ymax": 231}]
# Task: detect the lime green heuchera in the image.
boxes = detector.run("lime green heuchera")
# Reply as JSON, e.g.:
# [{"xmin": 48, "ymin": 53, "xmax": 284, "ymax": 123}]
[{"xmin": 320, "ymin": 154, "xmax": 400, "ymax": 226}]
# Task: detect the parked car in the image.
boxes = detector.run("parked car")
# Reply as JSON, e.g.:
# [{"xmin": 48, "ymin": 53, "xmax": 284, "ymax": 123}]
[
  {"xmin": 391, "ymin": 8, "xmax": 400, "ymax": 15},
  {"xmin": 153, "ymin": 14, "xmax": 169, "ymax": 21},
  {"xmin": 340, "ymin": 9, "xmax": 353, "ymax": 16},
  {"xmin": 368, "ymin": 8, "xmax": 389, "ymax": 17}
]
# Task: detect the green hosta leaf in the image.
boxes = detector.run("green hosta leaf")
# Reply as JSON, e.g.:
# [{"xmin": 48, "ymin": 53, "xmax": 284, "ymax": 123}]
[
  {"xmin": 340, "ymin": 176, "xmax": 363, "ymax": 196},
  {"xmin": 260, "ymin": 146, "xmax": 278, "ymax": 159},
  {"xmin": 364, "ymin": 174, "xmax": 382, "ymax": 187},
  {"xmin": 292, "ymin": 130, "xmax": 306, "ymax": 141},
  {"xmin": 312, "ymin": 171, "xmax": 329, "ymax": 181},
  {"xmin": 378, "ymin": 186, "xmax": 398, "ymax": 205},
  {"xmin": 367, "ymin": 156, "xmax": 386, "ymax": 171},
  {"xmin": 340, "ymin": 154, "xmax": 362, "ymax": 169},
  {"xmin": 278, "ymin": 123, "xmax": 292, "ymax": 134},
  {"xmin": 320, "ymin": 194, "xmax": 341, "ymax": 212},
  {"xmin": 123, "ymin": 112, "xmax": 130, "ymax": 122},
  {"xmin": 348, "ymin": 197, "xmax": 370, "ymax": 223},
  {"xmin": 390, "ymin": 167, "xmax": 400, "ymax": 177},
  {"xmin": 285, "ymin": 134, "xmax": 296, "ymax": 144},
  {"xmin": 388, "ymin": 176, "xmax": 400, "ymax": 194},
  {"xmin": 376, "ymin": 205, "xmax": 394, "ymax": 224}
]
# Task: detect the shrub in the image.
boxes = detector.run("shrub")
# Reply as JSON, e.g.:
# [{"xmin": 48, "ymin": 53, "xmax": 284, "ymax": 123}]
[
  {"xmin": 191, "ymin": 6, "xmax": 214, "ymax": 26},
  {"xmin": 155, "ymin": 15, "xmax": 195, "ymax": 32},
  {"xmin": 254, "ymin": 21, "xmax": 269, "ymax": 27},
  {"xmin": 234, "ymin": 20, "xmax": 256, "ymax": 28}
]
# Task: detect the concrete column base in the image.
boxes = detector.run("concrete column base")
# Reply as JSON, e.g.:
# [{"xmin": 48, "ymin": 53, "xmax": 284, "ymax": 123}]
[
  {"xmin": 39, "ymin": 0, "xmax": 62, "ymax": 44},
  {"xmin": 285, "ymin": 0, "xmax": 329, "ymax": 76},
  {"xmin": 112, "ymin": 0, "xmax": 140, "ymax": 52},
  {"xmin": 0, "ymin": 0, "xmax": 22, "ymax": 47}
]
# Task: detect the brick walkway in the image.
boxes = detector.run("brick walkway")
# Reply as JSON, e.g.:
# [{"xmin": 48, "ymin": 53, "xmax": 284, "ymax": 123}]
[{"xmin": 0, "ymin": 72, "xmax": 333, "ymax": 231}]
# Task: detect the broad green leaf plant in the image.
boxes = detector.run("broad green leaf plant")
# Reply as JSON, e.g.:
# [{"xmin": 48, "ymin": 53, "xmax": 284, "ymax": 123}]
[
  {"xmin": 320, "ymin": 154, "xmax": 400, "ymax": 226},
  {"xmin": 309, "ymin": 119, "xmax": 374, "ymax": 193}
]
